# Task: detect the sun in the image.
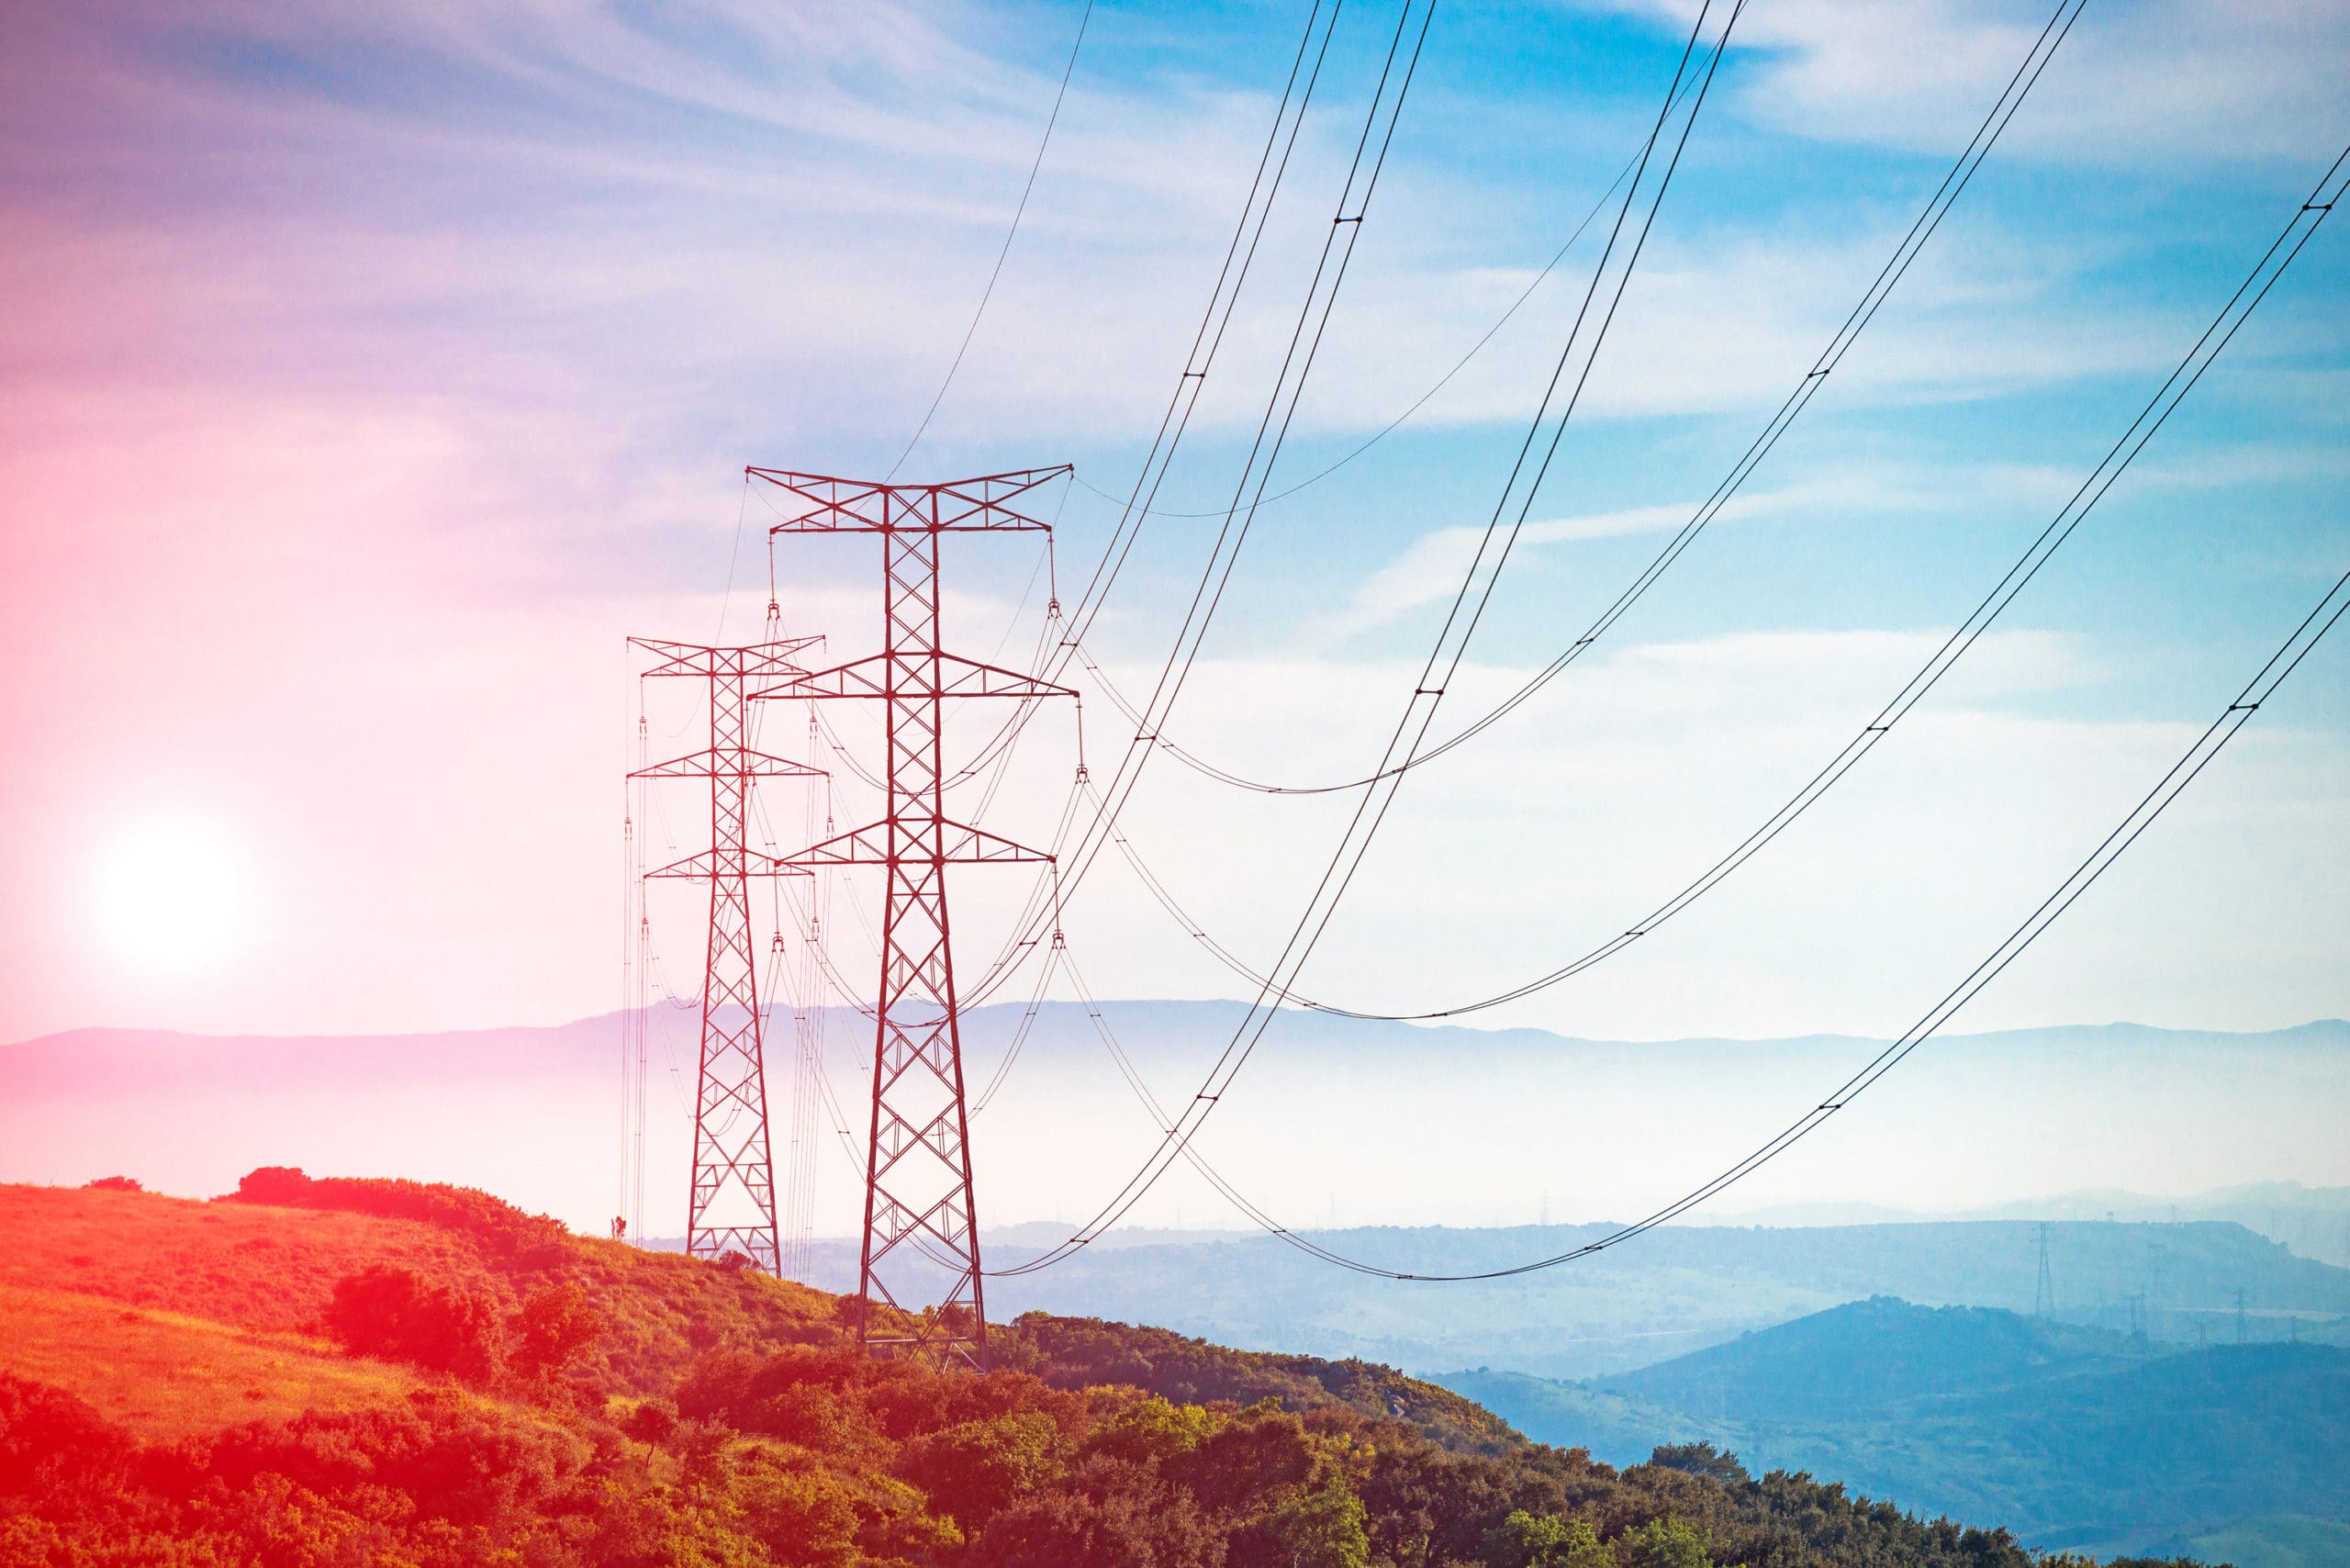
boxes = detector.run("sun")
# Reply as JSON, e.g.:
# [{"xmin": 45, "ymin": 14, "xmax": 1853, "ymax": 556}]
[{"xmin": 93, "ymin": 813, "xmax": 249, "ymax": 974}]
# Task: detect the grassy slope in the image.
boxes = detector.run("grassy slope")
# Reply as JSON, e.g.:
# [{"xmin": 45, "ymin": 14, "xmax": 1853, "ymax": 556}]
[
  {"xmin": 0, "ymin": 1183, "xmax": 484, "ymax": 1332},
  {"xmin": 0, "ymin": 1282, "xmax": 420, "ymax": 1441},
  {"xmin": 0, "ymin": 1182, "xmax": 839, "ymax": 1399},
  {"xmin": 0, "ymin": 1183, "xmax": 1504, "ymax": 1451}
]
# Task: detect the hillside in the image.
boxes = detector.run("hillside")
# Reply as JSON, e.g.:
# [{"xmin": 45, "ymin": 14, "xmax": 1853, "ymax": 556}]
[
  {"xmin": 0, "ymin": 1176, "xmax": 2210, "ymax": 1567},
  {"xmin": 1437, "ymin": 1298, "xmax": 2350, "ymax": 1564}
]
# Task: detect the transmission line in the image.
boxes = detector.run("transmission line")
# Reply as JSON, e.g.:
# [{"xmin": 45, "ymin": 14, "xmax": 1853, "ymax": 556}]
[
  {"xmin": 939, "ymin": 0, "xmax": 1447, "ymax": 1019},
  {"xmin": 1093, "ymin": 559, "xmax": 2350, "ymax": 1281},
  {"xmin": 1076, "ymin": 140, "xmax": 2350, "ymax": 1025},
  {"xmin": 997, "ymin": 142, "xmax": 2350, "ymax": 1280},
  {"xmin": 1113, "ymin": 0, "xmax": 2089, "ymax": 797},
  {"xmin": 991, "ymin": 0, "xmax": 1741, "ymax": 1276},
  {"xmin": 886, "ymin": 1, "xmax": 1097, "ymax": 479},
  {"xmin": 1065, "ymin": 70, "xmax": 1716, "ymax": 523}
]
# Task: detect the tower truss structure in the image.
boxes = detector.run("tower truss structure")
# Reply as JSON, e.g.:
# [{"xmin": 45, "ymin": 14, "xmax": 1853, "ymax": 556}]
[
  {"xmin": 750, "ymin": 465, "xmax": 1073, "ymax": 1369},
  {"xmin": 631, "ymin": 634, "xmax": 824, "ymax": 1273}
]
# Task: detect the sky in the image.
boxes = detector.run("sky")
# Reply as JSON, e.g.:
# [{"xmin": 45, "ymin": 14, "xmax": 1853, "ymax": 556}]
[{"xmin": 2, "ymin": 0, "xmax": 2347, "ymax": 1068}]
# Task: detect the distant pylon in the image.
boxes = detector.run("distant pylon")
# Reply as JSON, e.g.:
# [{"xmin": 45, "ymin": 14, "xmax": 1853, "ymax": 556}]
[
  {"xmin": 2034, "ymin": 1222, "xmax": 2055, "ymax": 1316},
  {"xmin": 750, "ymin": 466, "xmax": 1075, "ymax": 1369},
  {"xmin": 631, "ymin": 634, "xmax": 825, "ymax": 1272}
]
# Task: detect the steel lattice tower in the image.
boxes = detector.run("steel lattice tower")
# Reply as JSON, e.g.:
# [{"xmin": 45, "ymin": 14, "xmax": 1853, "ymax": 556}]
[
  {"xmin": 631, "ymin": 635, "xmax": 824, "ymax": 1272},
  {"xmin": 749, "ymin": 465, "xmax": 1072, "ymax": 1368}
]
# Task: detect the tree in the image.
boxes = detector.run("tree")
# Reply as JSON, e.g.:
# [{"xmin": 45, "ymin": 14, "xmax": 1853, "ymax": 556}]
[
  {"xmin": 1236, "ymin": 1477, "xmax": 1371, "ymax": 1568},
  {"xmin": 509, "ymin": 1281, "xmax": 603, "ymax": 1383},
  {"xmin": 1082, "ymin": 1395, "xmax": 1214, "ymax": 1468},
  {"xmin": 1483, "ymin": 1511, "xmax": 1616, "ymax": 1568},
  {"xmin": 897, "ymin": 1410, "xmax": 1064, "ymax": 1530},
  {"xmin": 1617, "ymin": 1516, "xmax": 1715, "ymax": 1568},
  {"xmin": 1173, "ymin": 1402, "xmax": 1315, "ymax": 1515},
  {"xmin": 968, "ymin": 1455, "xmax": 1225, "ymax": 1568}
]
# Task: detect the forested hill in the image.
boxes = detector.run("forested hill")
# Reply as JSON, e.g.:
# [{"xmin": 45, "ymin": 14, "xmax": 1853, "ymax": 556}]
[
  {"xmin": 1438, "ymin": 1299, "xmax": 2350, "ymax": 1564},
  {"xmin": 0, "ymin": 1177, "xmax": 2216, "ymax": 1567}
]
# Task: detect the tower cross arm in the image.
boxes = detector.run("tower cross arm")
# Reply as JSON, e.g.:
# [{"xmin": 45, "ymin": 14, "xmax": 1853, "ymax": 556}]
[
  {"xmin": 630, "ymin": 746, "xmax": 826, "ymax": 781},
  {"xmin": 631, "ymin": 635, "xmax": 823, "ymax": 680},
  {"xmin": 644, "ymin": 848, "xmax": 815, "ymax": 881},
  {"xmin": 754, "ymin": 652, "xmax": 1076, "ymax": 703},
  {"xmin": 776, "ymin": 817, "xmax": 1055, "ymax": 870},
  {"xmin": 748, "ymin": 466, "xmax": 1072, "ymax": 533}
]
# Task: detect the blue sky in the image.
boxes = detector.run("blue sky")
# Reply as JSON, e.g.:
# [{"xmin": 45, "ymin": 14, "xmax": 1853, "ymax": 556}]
[{"xmin": 1, "ymin": 0, "xmax": 2345, "ymax": 1048}]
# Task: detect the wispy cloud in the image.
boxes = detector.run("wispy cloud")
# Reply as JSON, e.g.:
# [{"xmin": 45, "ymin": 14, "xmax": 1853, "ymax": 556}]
[{"xmin": 1316, "ymin": 471, "xmax": 1940, "ymax": 644}]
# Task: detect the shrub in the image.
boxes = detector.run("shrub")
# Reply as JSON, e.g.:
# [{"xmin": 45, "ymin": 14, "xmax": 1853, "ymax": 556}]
[
  {"xmin": 229, "ymin": 1167, "xmax": 567, "ymax": 1259},
  {"xmin": 1649, "ymin": 1442, "xmax": 1749, "ymax": 1486},
  {"xmin": 509, "ymin": 1281, "xmax": 603, "ymax": 1383},
  {"xmin": 1484, "ymin": 1511, "xmax": 1616, "ymax": 1568},
  {"xmin": 81, "ymin": 1176, "xmax": 142, "ymax": 1193},
  {"xmin": 1617, "ymin": 1515, "xmax": 1715, "ymax": 1568},
  {"xmin": 898, "ymin": 1410, "xmax": 1064, "ymax": 1529},
  {"xmin": 323, "ymin": 1264, "xmax": 505, "ymax": 1382}
]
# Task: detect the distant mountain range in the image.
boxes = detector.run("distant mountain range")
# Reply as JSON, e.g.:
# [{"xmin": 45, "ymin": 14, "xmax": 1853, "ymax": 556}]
[
  {"xmin": 778, "ymin": 1212, "xmax": 2350, "ymax": 1382},
  {"xmin": 5, "ymin": 1003, "xmax": 2346, "ymax": 1263},
  {"xmin": 1433, "ymin": 1296, "xmax": 2350, "ymax": 1566}
]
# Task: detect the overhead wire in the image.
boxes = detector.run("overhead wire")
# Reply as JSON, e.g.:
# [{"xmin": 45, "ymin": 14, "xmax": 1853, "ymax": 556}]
[
  {"xmin": 1062, "ymin": 67, "xmax": 1717, "ymax": 524},
  {"xmin": 1044, "ymin": 0, "xmax": 1352, "ymax": 672},
  {"xmin": 999, "ymin": 139, "xmax": 2350, "ymax": 1280},
  {"xmin": 1069, "ymin": 133, "xmax": 2350, "ymax": 1026},
  {"xmin": 991, "ymin": 0, "xmax": 1741, "ymax": 1275},
  {"xmin": 1111, "ymin": 0, "xmax": 2089, "ymax": 796},
  {"xmin": 1113, "ymin": 559, "xmax": 2350, "ymax": 1281},
  {"xmin": 746, "ymin": 0, "xmax": 1381, "ymax": 1044},
  {"xmin": 886, "ymin": 1, "xmax": 1097, "ymax": 481},
  {"xmin": 954, "ymin": 0, "xmax": 1444, "ymax": 1016}
]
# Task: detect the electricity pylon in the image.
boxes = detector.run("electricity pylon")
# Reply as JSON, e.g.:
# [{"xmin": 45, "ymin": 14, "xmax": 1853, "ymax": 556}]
[
  {"xmin": 750, "ymin": 465, "xmax": 1073, "ymax": 1369},
  {"xmin": 631, "ymin": 634, "xmax": 824, "ymax": 1272}
]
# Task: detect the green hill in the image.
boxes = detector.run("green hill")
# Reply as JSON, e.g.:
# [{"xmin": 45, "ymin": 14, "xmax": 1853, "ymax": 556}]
[
  {"xmin": 1438, "ymin": 1298, "xmax": 2350, "ymax": 1564},
  {"xmin": 0, "ymin": 1176, "xmax": 2215, "ymax": 1566},
  {"xmin": 1602, "ymin": 1297, "xmax": 2169, "ymax": 1420}
]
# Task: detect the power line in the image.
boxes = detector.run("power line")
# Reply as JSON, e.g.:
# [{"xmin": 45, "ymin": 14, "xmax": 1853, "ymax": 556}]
[
  {"xmin": 1064, "ymin": 69, "xmax": 1714, "ymax": 523},
  {"xmin": 946, "ymin": 0, "xmax": 1443, "ymax": 1020},
  {"xmin": 1080, "ymin": 140, "xmax": 2350, "ymax": 1025},
  {"xmin": 992, "ymin": 0, "xmax": 1741, "ymax": 1277},
  {"xmin": 1116, "ymin": 0, "xmax": 2088, "ymax": 796},
  {"xmin": 1049, "ymin": 0, "xmax": 1351, "ymax": 663},
  {"xmin": 886, "ymin": 1, "xmax": 1097, "ymax": 480},
  {"xmin": 1014, "ymin": 558, "xmax": 2350, "ymax": 1282}
]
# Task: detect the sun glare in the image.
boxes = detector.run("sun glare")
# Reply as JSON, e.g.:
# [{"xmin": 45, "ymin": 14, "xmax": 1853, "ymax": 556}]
[{"xmin": 94, "ymin": 814, "xmax": 248, "ymax": 974}]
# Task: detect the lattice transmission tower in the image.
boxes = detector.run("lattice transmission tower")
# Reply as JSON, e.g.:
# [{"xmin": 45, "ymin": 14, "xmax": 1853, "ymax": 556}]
[
  {"xmin": 749, "ymin": 465, "xmax": 1073, "ymax": 1369},
  {"xmin": 630, "ymin": 634, "xmax": 825, "ymax": 1271}
]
